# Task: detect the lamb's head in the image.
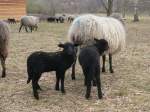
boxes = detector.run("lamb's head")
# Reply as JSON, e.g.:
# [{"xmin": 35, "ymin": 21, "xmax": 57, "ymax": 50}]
[
  {"xmin": 58, "ymin": 42, "xmax": 79, "ymax": 56},
  {"xmin": 94, "ymin": 38, "xmax": 109, "ymax": 55}
]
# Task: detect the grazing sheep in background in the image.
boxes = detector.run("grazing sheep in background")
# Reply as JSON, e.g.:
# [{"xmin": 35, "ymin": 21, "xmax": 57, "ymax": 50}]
[
  {"xmin": 68, "ymin": 15, "xmax": 75, "ymax": 23},
  {"xmin": 47, "ymin": 16, "xmax": 56, "ymax": 23},
  {"xmin": 68, "ymin": 14, "xmax": 126, "ymax": 80},
  {"xmin": 0, "ymin": 21, "xmax": 10, "ymax": 78},
  {"xmin": 55, "ymin": 16, "xmax": 65, "ymax": 23},
  {"xmin": 79, "ymin": 39, "xmax": 109, "ymax": 99},
  {"xmin": 7, "ymin": 18, "xmax": 16, "ymax": 24},
  {"xmin": 27, "ymin": 42, "xmax": 78, "ymax": 100},
  {"xmin": 19, "ymin": 16, "xmax": 39, "ymax": 33}
]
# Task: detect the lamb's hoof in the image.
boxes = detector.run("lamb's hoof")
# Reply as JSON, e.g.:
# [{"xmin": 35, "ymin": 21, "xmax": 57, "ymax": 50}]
[
  {"xmin": 110, "ymin": 69, "xmax": 114, "ymax": 73},
  {"xmin": 2, "ymin": 72, "xmax": 6, "ymax": 78},
  {"xmin": 93, "ymin": 82, "xmax": 96, "ymax": 86},
  {"xmin": 102, "ymin": 68, "xmax": 106, "ymax": 73},
  {"xmin": 61, "ymin": 90, "xmax": 66, "ymax": 94},
  {"xmin": 85, "ymin": 94, "xmax": 90, "ymax": 99},
  {"xmin": 72, "ymin": 76, "xmax": 76, "ymax": 80},
  {"xmin": 55, "ymin": 86, "xmax": 59, "ymax": 91},
  {"xmin": 34, "ymin": 94, "xmax": 39, "ymax": 100},
  {"xmin": 2, "ymin": 75, "xmax": 6, "ymax": 78},
  {"xmin": 98, "ymin": 94, "xmax": 103, "ymax": 99}
]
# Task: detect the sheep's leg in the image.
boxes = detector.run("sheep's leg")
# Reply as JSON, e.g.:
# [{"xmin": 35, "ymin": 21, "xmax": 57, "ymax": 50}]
[
  {"xmin": 95, "ymin": 67, "xmax": 103, "ymax": 99},
  {"xmin": 29, "ymin": 26, "xmax": 32, "ymax": 32},
  {"xmin": 55, "ymin": 72, "xmax": 60, "ymax": 91},
  {"xmin": 0, "ymin": 57, "xmax": 6, "ymax": 78},
  {"xmin": 19, "ymin": 24, "xmax": 23, "ymax": 32},
  {"xmin": 25, "ymin": 26, "xmax": 28, "ymax": 32},
  {"xmin": 102, "ymin": 55, "xmax": 106, "ymax": 72},
  {"xmin": 109, "ymin": 54, "xmax": 114, "ymax": 73},
  {"xmin": 32, "ymin": 79, "xmax": 39, "ymax": 100}
]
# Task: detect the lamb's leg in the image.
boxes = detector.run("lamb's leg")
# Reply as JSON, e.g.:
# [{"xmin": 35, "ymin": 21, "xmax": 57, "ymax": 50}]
[
  {"xmin": 95, "ymin": 67, "xmax": 103, "ymax": 99},
  {"xmin": 71, "ymin": 47, "xmax": 78, "ymax": 80},
  {"xmin": 36, "ymin": 76, "xmax": 42, "ymax": 91},
  {"xmin": 32, "ymin": 79, "xmax": 39, "ymax": 100},
  {"xmin": 93, "ymin": 78, "xmax": 96, "ymax": 86},
  {"xmin": 60, "ymin": 72, "xmax": 66, "ymax": 93},
  {"xmin": 37, "ymin": 84, "xmax": 42, "ymax": 90},
  {"xmin": 19, "ymin": 24, "xmax": 23, "ymax": 32},
  {"xmin": 0, "ymin": 57, "xmax": 6, "ymax": 78},
  {"xmin": 85, "ymin": 79, "xmax": 91, "ymax": 99},
  {"xmin": 102, "ymin": 55, "xmax": 106, "ymax": 72},
  {"xmin": 109, "ymin": 54, "xmax": 114, "ymax": 73},
  {"xmin": 55, "ymin": 71, "xmax": 60, "ymax": 91},
  {"xmin": 71, "ymin": 57, "xmax": 77, "ymax": 80}
]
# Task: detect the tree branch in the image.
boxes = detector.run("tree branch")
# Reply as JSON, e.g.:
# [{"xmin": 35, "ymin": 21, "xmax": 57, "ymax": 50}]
[{"xmin": 101, "ymin": 0, "xmax": 108, "ymax": 11}]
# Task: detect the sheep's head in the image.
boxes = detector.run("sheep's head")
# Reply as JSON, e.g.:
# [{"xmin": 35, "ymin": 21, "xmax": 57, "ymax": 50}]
[
  {"xmin": 94, "ymin": 38, "xmax": 109, "ymax": 55},
  {"xmin": 58, "ymin": 42, "xmax": 79, "ymax": 56}
]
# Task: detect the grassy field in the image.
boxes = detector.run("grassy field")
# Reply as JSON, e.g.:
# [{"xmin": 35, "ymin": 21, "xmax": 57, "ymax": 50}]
[{"xmin": 0, "ymin": 18, "xmax": 150, "ymax": 112}]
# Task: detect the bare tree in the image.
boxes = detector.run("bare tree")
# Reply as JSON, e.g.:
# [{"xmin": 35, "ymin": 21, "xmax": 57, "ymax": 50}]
[{"xmin": 100, "ymin": 0, "xmax": 114, "ymax": 16}]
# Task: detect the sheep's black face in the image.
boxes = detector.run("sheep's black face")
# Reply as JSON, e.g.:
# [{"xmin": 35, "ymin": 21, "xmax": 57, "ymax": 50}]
[
  {"xmin": 94, "ymin": 38, "xmax": 109, "ymax": 54},
  {"xmin": 58, "ymin": 42, "xmax": 78, "ymax": 55}
]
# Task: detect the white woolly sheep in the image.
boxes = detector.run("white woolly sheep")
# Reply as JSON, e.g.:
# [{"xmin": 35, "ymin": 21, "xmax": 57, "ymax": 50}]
[
  {"xmin": 19, "ymin": 16, "xmax": 39, "ymax": 32},
  {"xmin": 68, "ymin": 14, "xmax": 126, "ymax": 79},
  {"xmin": 0, "ymin": 21, "xmax": 10, "ymax": 77}
]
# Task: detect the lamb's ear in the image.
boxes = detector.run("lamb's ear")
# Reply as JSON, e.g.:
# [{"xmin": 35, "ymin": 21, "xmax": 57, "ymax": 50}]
[
  {"xmin": 94, "ymin": 38, "xmax": 99, "ymax": 42},
  {"xmin": 58, "ymin": 43, "xmax": 64, "ymax": 48}
]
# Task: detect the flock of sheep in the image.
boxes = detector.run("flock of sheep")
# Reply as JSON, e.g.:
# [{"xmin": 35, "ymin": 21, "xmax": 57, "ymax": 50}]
[{"xmin": 0, "ymin": 13, "xmax": 126, "ymax": 100}]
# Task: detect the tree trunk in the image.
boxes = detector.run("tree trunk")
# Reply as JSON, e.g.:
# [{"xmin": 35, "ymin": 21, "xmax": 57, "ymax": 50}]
[
  {"xmin": 133, "ymin": 13, "xmax": 139, "ymax": 22},
  {"xmin": 133, "ymin": 7, "xmax": 139, "ymax": 22}
]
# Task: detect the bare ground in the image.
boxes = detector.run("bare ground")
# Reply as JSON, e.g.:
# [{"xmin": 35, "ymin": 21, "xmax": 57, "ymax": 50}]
[{"xmin": 0, "ymin": 18, "xmax": 150, "ymax": 112}]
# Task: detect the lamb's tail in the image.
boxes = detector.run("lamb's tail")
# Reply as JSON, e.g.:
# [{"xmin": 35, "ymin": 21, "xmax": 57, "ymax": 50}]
[{"xmin": 27, "ymin": 65, "xmax": 32, "ymax": 84}]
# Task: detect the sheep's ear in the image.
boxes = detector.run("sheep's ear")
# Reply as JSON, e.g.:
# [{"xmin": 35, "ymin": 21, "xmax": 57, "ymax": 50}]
[
  {"xmin": 94, "ymin": 38, "xmax": 99, "ymax": 42},
  {"xmin": 58, "ymin": 43, "xmax": 64, "ymax": 48}
]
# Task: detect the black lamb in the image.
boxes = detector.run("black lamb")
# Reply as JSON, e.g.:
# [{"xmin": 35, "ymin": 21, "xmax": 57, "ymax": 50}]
[
  {"xmin": 27, "ymin": 42, "xmax": 78, "ymax": 100},
  {"xmin": 79, "ymin": 39, "xmax": 109, "ymax": 99}
]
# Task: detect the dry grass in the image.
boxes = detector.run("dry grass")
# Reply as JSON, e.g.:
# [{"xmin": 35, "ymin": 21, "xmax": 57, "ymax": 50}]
[{"xmin": 0, "ymin": 18, "xmax": 150, "ymax": 112}]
